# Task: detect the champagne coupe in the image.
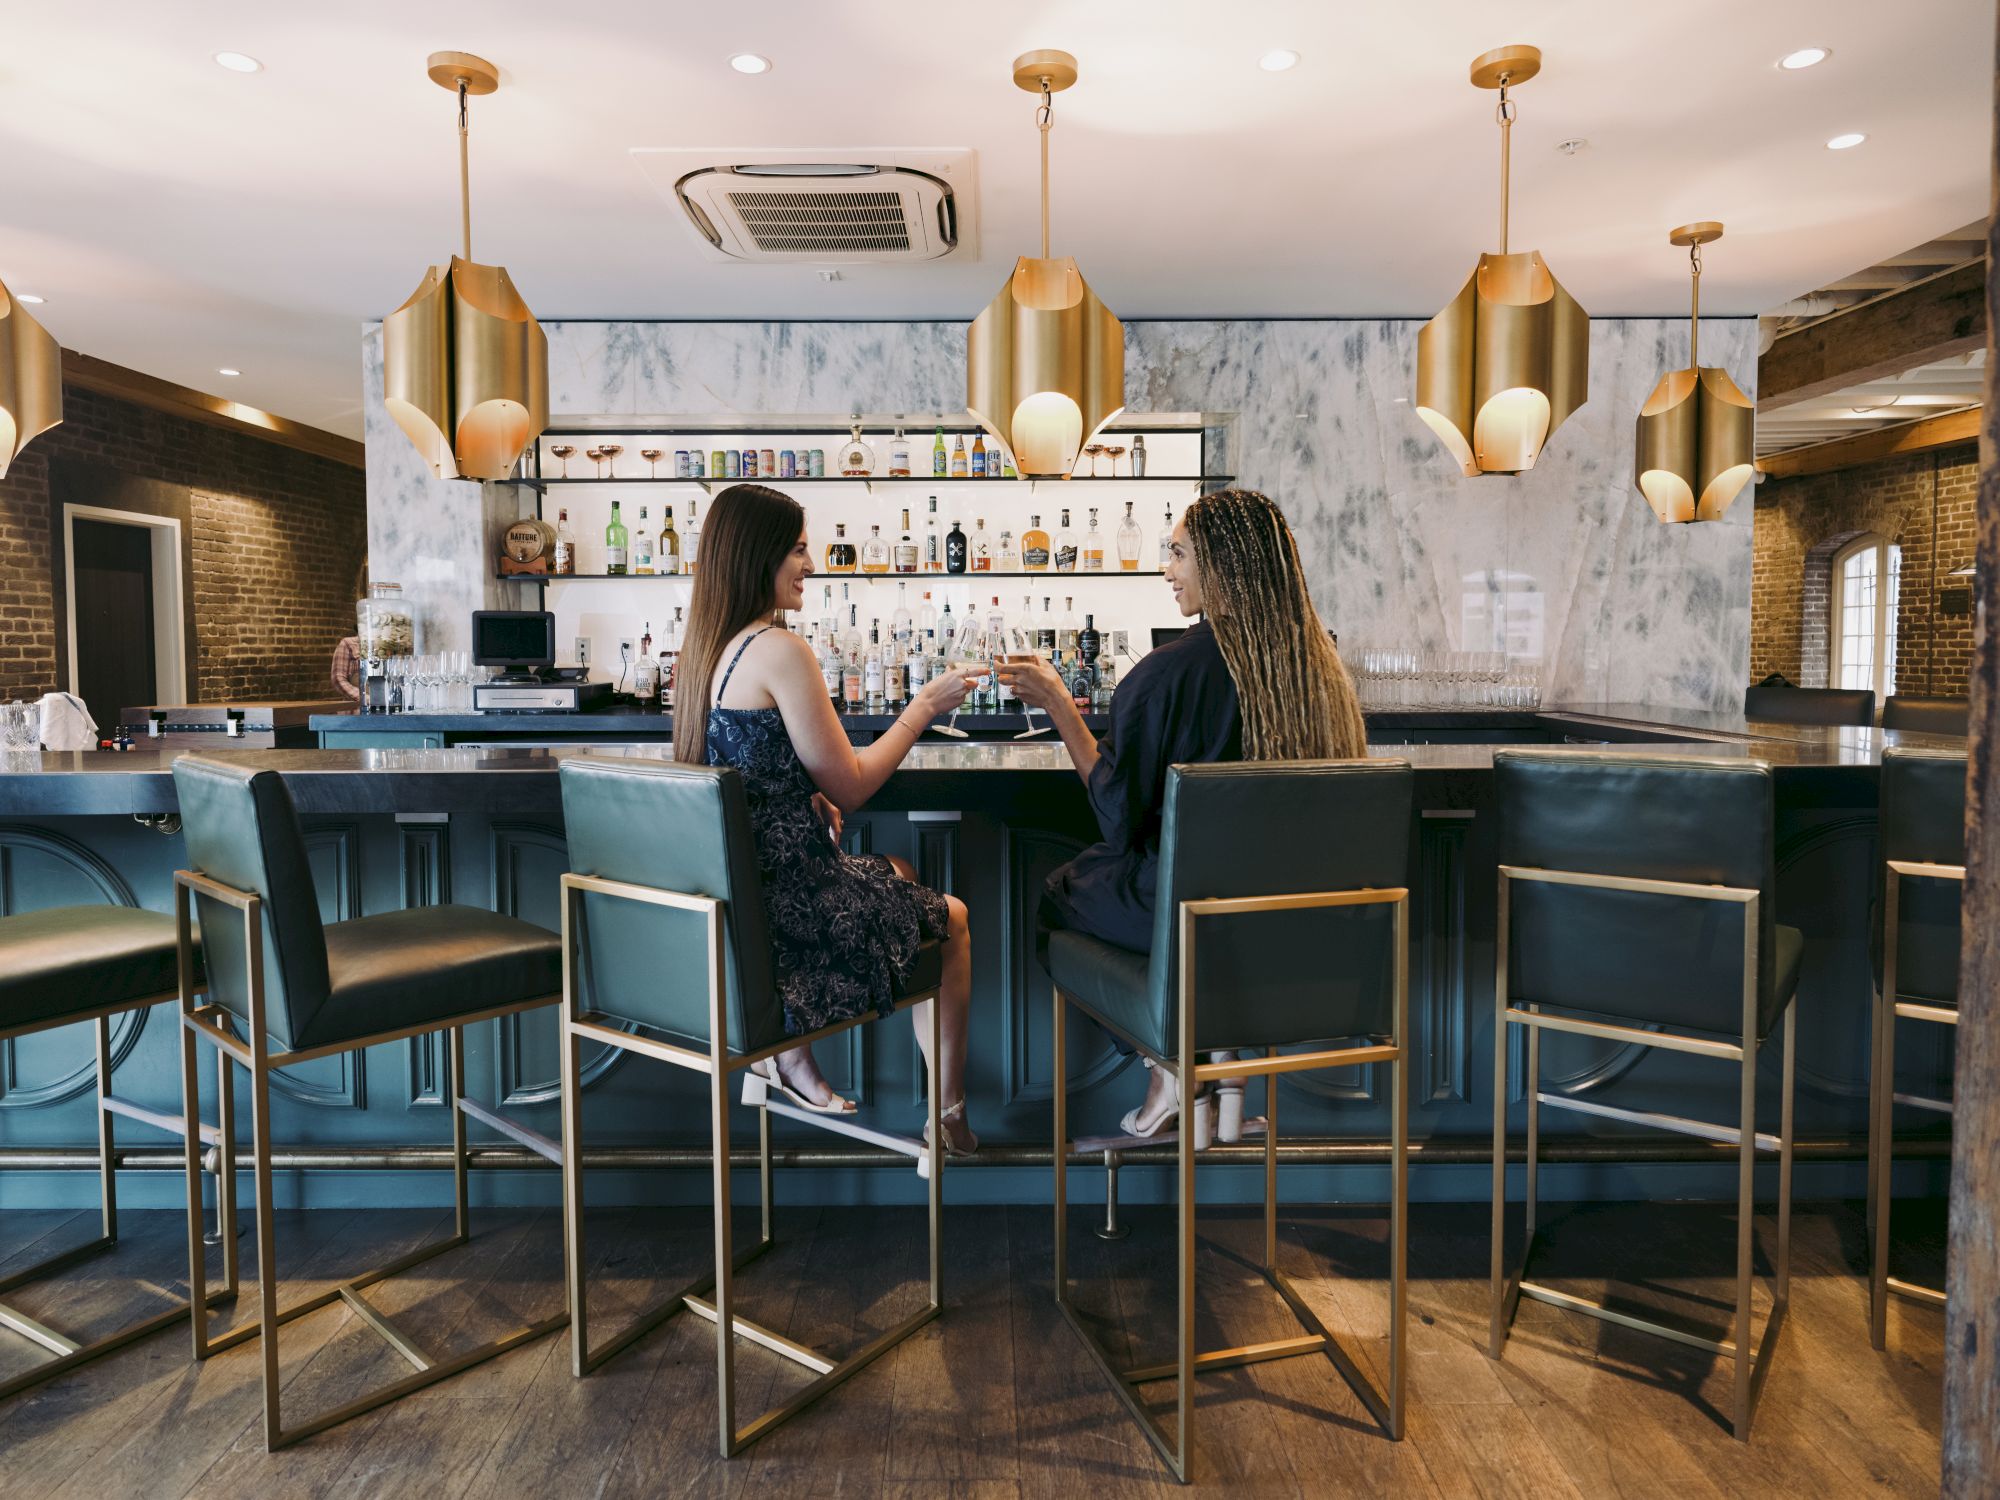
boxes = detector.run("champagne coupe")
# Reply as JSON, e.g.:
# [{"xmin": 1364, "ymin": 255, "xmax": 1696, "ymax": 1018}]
[
  {"xmin": 934, "ymin": 648, "xmax": 988, "ymax": 738},
  {"xmin": 585, "ymin": 446, "xmax": 606, "ymax": 477},
  {"xmin": 549, "ymin": 443, "xmax": 576, "ymax": 478},
  {"xmin": 1102, "ymin": 443, "xmax": 1127, "ymax": 477},
  {"xmin": 1081, "ymin": 442, "xmax": 1106, "ymax": 478},
  {"xmin": 640, "ymin": 447, "xmax": 664, "ymax": 478},
  {"xmin": 1003, "ymin": 654, "xmax": 1052, "ymax": 739},
  {"xmin": 599, "ymin": 443, "xmax": 624, "ymax": 479}
]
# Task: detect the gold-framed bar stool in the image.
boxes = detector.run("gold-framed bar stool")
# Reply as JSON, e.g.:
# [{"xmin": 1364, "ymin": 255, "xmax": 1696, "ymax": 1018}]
[
  {"xmin": 170, "ymin": 756, "xmax": 568, "ymax": 1450},
  {"xmin": 1488, "ymin": 751, "xmax": 1800, "ymax": 1440},
  {"xmin": 1868, "ymin": 746, "xmax": 1966, "ymax": 1347},
  {"xmin": 556, "ymin": 756, "xmax": 945, "ymax": 1458},
  {"xmin": 1046, "ymin": 760, "xmax": 1414, "ymax": 1483},
  {"xmin": 0, "ymin": 907, "xmax": 223, "ymax": 1399}
]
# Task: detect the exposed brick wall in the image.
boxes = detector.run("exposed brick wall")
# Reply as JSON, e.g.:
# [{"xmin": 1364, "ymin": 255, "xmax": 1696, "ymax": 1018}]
[
  {"xmin": 0, "ymin": 384, "xmax": 364, "ymax": 704},
  {"xmin": 1751, "ymin": 441, "xmax": 1978, "ymax": 698}
]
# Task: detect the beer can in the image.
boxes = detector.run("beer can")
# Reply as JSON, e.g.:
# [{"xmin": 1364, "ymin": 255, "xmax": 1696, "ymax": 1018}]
[
  {"xmin": 809, "ymin": 448, "xmax": 826, "ymax": 478},
  {"xmin": 674, "ymin": 450, "xmax": 691, "ymax": 478},
  {"xmin": 760, "ymin": 448, "xmax": 776, "ymax": 475},
  {"xmin": 710, "ymin": 449, "xmax": 725, "ymax": 475},
  {"xmin": 724, "ymin": 449, "xmax": 740, "ymax": 478}
]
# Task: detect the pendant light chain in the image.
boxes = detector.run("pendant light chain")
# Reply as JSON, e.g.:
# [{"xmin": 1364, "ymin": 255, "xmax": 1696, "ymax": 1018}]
[
  {"xmin": 1688, "ymin": 239, "xmax": 1703, "ymax": 369},
  {"xmin": 1036, "ymin": 77, "xmax": 1054, "ymax": 258},
  {"xmin": 456, "ymin": 78, "xmax": 472, "ymax": 262},
  {"xmin": 1495, "ymin": 75, "xmax": 1516, "ymax": 255}
]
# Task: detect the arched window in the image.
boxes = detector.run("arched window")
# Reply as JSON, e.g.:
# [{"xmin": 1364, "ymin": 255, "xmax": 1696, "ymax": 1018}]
[{"xmin": 1830, "ymin": 533, "xmax": 1899, "ymax": 701}]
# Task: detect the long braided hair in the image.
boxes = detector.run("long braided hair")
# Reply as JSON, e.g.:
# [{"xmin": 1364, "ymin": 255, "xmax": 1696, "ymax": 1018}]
[{"xmin": 1181, "ymin": 489, "xmax": 1366, "ymax": 761}]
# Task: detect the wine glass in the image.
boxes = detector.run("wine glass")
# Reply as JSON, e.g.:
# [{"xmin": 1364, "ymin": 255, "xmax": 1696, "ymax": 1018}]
[
  {"xmin": 1080, "ymin": 442, "xmax": 1106, "ymax": 478},
  {"xmin": 641, "ymin": 447, "xmax": 664, "ymax": 478},
  {"xmin": 1102, "ymin": 443, "xmax": 1127, "ymax": 477},
  {"xmin": 549, "ymin": 443, "xmax": 575, "ymax": 478}
]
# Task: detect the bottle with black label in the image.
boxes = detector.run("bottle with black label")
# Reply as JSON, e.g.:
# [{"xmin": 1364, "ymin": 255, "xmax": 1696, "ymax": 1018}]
[
  {"xmin": 946, "ymin": 517, "xmax": 968, "ymax": 573},
  {"xmin": 1053, "ymin": 509, "xmax": 1078, "ymax": 573},
  {"xmin": 1078, "ymin": 613, "xmax": 1101, "ymax": 667}
]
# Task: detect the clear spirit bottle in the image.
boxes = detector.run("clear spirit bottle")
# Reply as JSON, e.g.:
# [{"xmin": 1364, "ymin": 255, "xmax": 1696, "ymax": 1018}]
[
  {"xmin": 632, "ymin": 507, "xmax": 654, "ymax": 575},
  {"xmin": 1116, "ymin": 501, "xmax": 1141, "ymax": 571},
  {"xmin": 968, "ymin": 518, "xmax": 989, "ymax": 572},
  {"xmin": 684, "ymin": 501, "xmax": 701, "ymax": 575},
  {"xmin": 888, "ymin": 427, "xmax": 912, "ymax": 477},
  {"xmin": 925, "ymin": 497, "xmax": 943, "ymax": 571},
  {"xmin": 1082, "ymin": 509, "xmax": 1105, "ymax": 572},
  {"xmin": 1157, "ymin": 504, "xmax": 1175, "ymax": 572}
]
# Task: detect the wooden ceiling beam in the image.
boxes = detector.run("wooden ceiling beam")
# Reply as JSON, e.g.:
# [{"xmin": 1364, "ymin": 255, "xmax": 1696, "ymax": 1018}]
[
  {"xmin": 1758, "ymin": 260, "xmax": 1986, "ymax": 412},
  {"xmin": 58, "ymin": 350, "xmax": 364, "ymax": 469},
  {"xmin": 1754, "ymin": 404, "xmax": 1981, "ymax": 479}
]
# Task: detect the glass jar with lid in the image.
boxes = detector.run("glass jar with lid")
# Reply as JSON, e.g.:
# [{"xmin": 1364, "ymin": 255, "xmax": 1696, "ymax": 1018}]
[{"xmin": 356, "ymin": 583, "xmax": 414, "ymax": 712}]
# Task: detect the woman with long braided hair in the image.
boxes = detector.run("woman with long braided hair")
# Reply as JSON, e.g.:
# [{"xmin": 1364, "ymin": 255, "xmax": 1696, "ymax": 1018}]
[{"xmin": 996, "ymin": 487, "xmax": 1365, "ymax": 1137}]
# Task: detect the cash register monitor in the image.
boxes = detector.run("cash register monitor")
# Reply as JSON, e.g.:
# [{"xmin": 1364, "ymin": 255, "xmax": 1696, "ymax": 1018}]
[{"xmin": 472, "ymin": 610, "xmax": 556, "ymax": 681}]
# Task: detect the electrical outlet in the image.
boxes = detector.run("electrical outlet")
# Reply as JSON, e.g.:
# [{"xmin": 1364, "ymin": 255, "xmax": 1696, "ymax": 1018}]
[{"xmin": 574, "ymin": 637, "xmax": 590, "ymax": 669}]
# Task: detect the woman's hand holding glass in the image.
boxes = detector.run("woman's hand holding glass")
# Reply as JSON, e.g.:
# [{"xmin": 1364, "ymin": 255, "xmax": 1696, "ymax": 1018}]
[
  {"xmin": 993, "ymin": 654, "xmax": 1069, "ymax": 716},
  {"xmin": 909, "ymin": 667, "xmax": 975, "ymax": 731}
]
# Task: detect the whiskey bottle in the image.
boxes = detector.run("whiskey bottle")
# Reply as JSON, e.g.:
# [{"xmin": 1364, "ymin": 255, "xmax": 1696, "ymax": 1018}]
[
  {"xmin": 553, "ymin": 508, "xmax": 576, "ymax": 575},
  {"xmin": 839, "ymin": 423, "xmax": 876, "ymax": 477},
  {"xmin": 632, "ymin": 507, "xmax": 654, "ymax": 575},
  {"xmin": 1115, "ymin": 501, "xmax": 1141, "ymax": 571},
  {"xmin": 659, "ymin": 505, "xmax": 680, "ymax": 574},
  {"xmin": 1053, "ymin": 509, "xmax": 1078, "ymax": 573},
  {"xmin": 825, "ymin": 523, "xmax": 857, "ymax": 573},
  {"xmin": 1022, "ymin": 514, "xmax": 1051, "ymax": 572},
  {"xmin": 968, "ymin": 518, "xmax": 990, "ymax": 572},
  {"xmin": 888, "ymin": 427, "xmax": 912, "ymax": 477},
  {"xmin": 684, "ymin": 501, "xmax": 701, "ymax": 575},
  {"xmin": 1082, "ymin": 508, "xmax": 1105, "ymax": 571},
  {"xmin": 605, "ymin": 500, "xmax": 628, "ymax": 576},
  {"xmin": 893, "ymin": 510, "xmax": 919, "ymax": 573},
  {"xmin": 861, "ymin": 525, "xmax": 891, "ymax": 574}
]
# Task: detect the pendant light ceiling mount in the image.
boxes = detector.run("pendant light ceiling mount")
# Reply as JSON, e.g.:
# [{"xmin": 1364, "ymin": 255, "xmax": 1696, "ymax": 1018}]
[
  {"xmin": 382, "ymin": 49, "xmax": 548, "ymax": 484},
  {"xmin": 966, "ymin": 48, "xmax": 1124, "ymax": 479},
  {"xmin": 1634, "ymin": 221, "xmax": 1754, "ymax": 524},
  {"xmin": 1414, "ymin": 43, "xmax": 1589, "ymax": 479}
]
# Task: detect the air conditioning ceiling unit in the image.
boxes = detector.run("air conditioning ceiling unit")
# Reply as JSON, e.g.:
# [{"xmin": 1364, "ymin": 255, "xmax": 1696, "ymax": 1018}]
[{"xmin": 630, "ymin": 149, "xmax": 976, "ymax": 264}]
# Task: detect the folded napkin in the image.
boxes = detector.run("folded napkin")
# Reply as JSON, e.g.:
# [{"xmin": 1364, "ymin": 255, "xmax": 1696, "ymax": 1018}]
[{"xmin": 38, "ymin": 692, "xmax": 98, "ymax": 751}]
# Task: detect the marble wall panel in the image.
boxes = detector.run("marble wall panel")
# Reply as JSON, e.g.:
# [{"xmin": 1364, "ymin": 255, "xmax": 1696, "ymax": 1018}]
[{"xmin": 364, "ymin": 315, "xmax": 1756, "ymax": 707}]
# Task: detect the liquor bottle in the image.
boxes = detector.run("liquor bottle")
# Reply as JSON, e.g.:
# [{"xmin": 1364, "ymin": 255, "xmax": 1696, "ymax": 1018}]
[
  {"xmin": 1038, "ymin": 597, "xmax": 1058, "ymax": 655},
  {"xmin": 1157, "ymin": 505, "xmax": 1174, "ymax": 572},
  {"xmin": 1059, "ymin": 598, "xmax": 1081, "ymax": 659},
  {"xmin": 1022, "ymin": 514, "xmax": 1051, "ymax": 572},
  {"xmin": 927, "ymin": 631, "xmax": 949, "ymax": 691},
  {"xmin": 917, "ymin": 590, "xmax": 937, "ymax": 640},
  {"xmin": 1020, "ymin": 596, "xmax": 1044, "ymax": 655},
  {"xmin": 932, "ymin": 424, "xmax": 947, "ymax": 476},
  {"xmin": 894, "ymin": 509, "xmax": 919, "ymax": 573},
  {"xmin": 906, "ymin": 630, "xmax": 931, "ymax": 693},
  {"xmin": 553, "ymin": 508, "xmax": 576, "ymax": 575},
  {"xmin": 1082, "ymin": 509, "xmax": 1105, "ymax": 571},
  {"xmin": 987, "ymin": 598, "xmax": 1013, "ymax": 706},
  {"xmin": 819, "ymin": 630, "xmax": 844, "ymax": 705},
  {"xmin": 842, "ymin": 605, "xmax": 864, "ymax": 711},
  {"xmin": 659, "ymin": 652, "xmax": 675, "ymax": 711},
  {"xmin": 685, "ymin": 501, "xmax": 701, "ymax": 575},
  {"xmin": 632, "ymin": 507, "xmax": 654, "ymax": 574},
  {"xmin": 1078, "ymin": 613, "xmax": 1102, "ymax": 668},
  {"xmin": 825, "ymin": 523, "xmax": 857, "ymax": 573},
  {"xmin": 839, "ymin": 423, "xmax": 876, "ymax": 477},
  {"xmin": 860, "ymin": 525, "xmax": 890, "ymax": 574},
  {"xmin": 946, "ymin": 517, "xmax": 968, "ymax": 573},
  {"xmin": 938, "ymin": 595, "xmax": 956, "ymax": 646},
  {"xmin": 968, "ymin": 518, "xmax": 989, "ymax": 572},
  {"xmin": 885, "ymin": 632, "xmax": 908, "ymax": 706},
  {"xmin": 951, "ymin": 434, "xmax": 968, "ymax": 478},
  {"xmin": 970, "ymin": 431, "xmax": 987, "ymax": 478},
  {"xmin": 659, "ymin": 505, "xmax": 680, "ymax": 574},
  {"xmin": 925, "ymin": 497, "xmax": 942, "ymax": 571},
  {"xmin": 891, "ymin": 582, "xmax": 914, "ymax": 649},
  {"xmin": 605, "ymin": 500, "xmax": 629, "ymax": 576},
  {"xmin": 888, "ymin": 427, "xmax": 912, "ymax": 477},
  {"xmin": 1130, "ymin": 434, "xmax": 1148, "ymax": 477},
  {"xmin": 1053, "ymin": 509, "xmax": 1078, "ymax": 573},
  {"xmin": 664, "ymin": 607, "xmax": 685, "ymax": 707},
  {"xmin": 864, "ymin": 623, "xmax": 885, "ymax": 710},
  {"xmin": 820, "ymin": 584, "xmax": 837, "ymax": 643},
  {"xmin": 638, "ymin": 620, "xmax": 653, "ymax": 676},
  {"xmin": 1116, "ymin": 501, "xmax": 1141, "ymax": 571},
  {"xmin": 997, "ymin": 528, "xmax": 1020, "ymax": 571}
]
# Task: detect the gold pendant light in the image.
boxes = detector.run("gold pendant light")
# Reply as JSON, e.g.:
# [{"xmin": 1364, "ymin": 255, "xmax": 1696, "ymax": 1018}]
[
  {"xmin": 383, "ymin": 52, "xmax": 547, "ymax": 482},
  {"xmin": 966, "ymin": 49, "xmax": 1124, "ymax": 479},
  {"xmin": 1415, "ymin": 45, "xmax": 1588, "ymax": 477},
  {"xmin": 0, "ymin": 278, "xmax": 62, "ymax": 479},
  {"xmin": 1634, "ymin": 222, "xmax": 1754, "ymax": 523}
]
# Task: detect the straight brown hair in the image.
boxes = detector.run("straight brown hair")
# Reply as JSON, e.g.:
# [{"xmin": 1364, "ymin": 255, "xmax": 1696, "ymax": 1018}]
[
  {"xmin": 672, "ymin": 484, "xmax": 807, "ymax": 764},
  {"xmin": 1181, "ymin": 488, "xmax": 1367, "ymax": 761}
]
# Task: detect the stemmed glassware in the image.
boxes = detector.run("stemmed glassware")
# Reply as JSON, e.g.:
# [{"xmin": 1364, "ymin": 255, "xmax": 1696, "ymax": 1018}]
[
  {"xmin": 1080, "ymin": 442, "xmax": 1106, "ymax": 478},
  {"xmin": 549, "ymin": 443, "xmax": 575, "ymax": 478},
  {"xmin": 1102, "ymin": 443, "xmax": 1127, "ymax": 477},
  {"xmin": 585, "ymin": 446, "xmax": 606, "ymax": 477},
  {"xmin": 598, "ymin": 443, "xmax": 624, "ymax": 478},
  {"xmin": 641, "ymin": 448, "xmax": 664, "ymax": 478}
]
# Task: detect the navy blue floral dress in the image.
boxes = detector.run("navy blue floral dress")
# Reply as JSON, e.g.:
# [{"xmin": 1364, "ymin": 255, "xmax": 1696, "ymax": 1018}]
[{"xmin": 707, "ymin": 626, "xmax": 950, "ymax": 1036}]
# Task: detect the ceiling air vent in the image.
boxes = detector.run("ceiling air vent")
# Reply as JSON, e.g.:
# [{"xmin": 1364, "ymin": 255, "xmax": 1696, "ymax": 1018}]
[{"xmin": 631, "ymin": 149, "xmax": 976, "ymax": 264}]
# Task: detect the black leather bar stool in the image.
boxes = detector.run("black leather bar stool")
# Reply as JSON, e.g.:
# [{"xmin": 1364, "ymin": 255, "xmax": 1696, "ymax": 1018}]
[
  {"xmin": 1881, "ymin": 695, "xmax": 1971, "ymax": 737},
  {"xmin": 1743, "ymin": 681, "xmax": 1875, "ymax": 726},
  {"xmin": 1869, "ymin": 746, "xmax": 1967, "ymax": 1347},
  {"xmin": 556, "ymin": 757, "xmax": 945, "ymax": 1458},
  {"xmin": 1045, "ymin": 760, "xmax": 1413, "ymax": 1482},
  {"xmin": 0, "ymin": 908, "xmax": 217, "ymax": 1399},
  {"xmin": 170, "ymin": 755, "xmax": 567, "ymax": 1450},
  {"xmin": 1489, "ymin": 750, "xmax": 1800, "ymax": 1440}
]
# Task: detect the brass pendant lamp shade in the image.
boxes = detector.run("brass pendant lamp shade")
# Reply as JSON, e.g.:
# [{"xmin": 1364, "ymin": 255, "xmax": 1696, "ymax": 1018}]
[
  {"xmin": 1415, "ymin": 46, "xmax": 1589, "ymax": 477},
  {"xmin": 966, "ymin": 50, "xmax": 1124, "ymax": 478},
  {"xmin": 1634, "ymin": 222, "xmax": 1754, "ymax": 523},
  {"xmin": 383, "ymin": 52, "xmax": 547, "ymax": 483},
  {"xmin": 0, "ymin": 279, "xmax": 62, "ymax": 480}
]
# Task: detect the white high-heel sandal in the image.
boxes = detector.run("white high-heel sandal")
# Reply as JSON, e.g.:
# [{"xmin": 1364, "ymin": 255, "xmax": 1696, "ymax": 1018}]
[
  {"xmin": 1211, "ymin": 1051, "xmax": 1246, "ymax": 1144},
  {"xmin": 743, "ymin": 1056, "xmax": 856, "ymax": 1115},
  {"xmin": 923, "ymin": 1098, "xmax": 979, "ymax": 1158},
  {"xmin": 1119, "ymin": 1059, "xmax": 1215, "ymax": 1149}
]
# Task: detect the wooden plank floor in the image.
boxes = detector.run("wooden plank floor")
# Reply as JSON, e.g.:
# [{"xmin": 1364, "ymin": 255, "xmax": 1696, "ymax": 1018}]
[{"xmin": 0, "ymin": 1198, "xmax": 1946, "ymax": 1497}]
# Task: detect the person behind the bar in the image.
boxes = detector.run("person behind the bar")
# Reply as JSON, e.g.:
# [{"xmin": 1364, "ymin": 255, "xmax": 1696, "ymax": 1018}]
[
  {"xmin": 997, "ymin": 487, "xmax": 1366, "ymax": 1139},
  {"xmin": 673, "ymin": 483, "xmax": 980, "ymax": 1154}
]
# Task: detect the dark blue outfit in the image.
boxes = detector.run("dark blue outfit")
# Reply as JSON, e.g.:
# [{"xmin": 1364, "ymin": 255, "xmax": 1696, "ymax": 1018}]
[
  {"xmin": 707, "ymin": 626, "xmax": 949, "ymax": 1036},
  {"xmin": 1042, "ymin": 619, "xmax": 1244, "ymax": 952}
]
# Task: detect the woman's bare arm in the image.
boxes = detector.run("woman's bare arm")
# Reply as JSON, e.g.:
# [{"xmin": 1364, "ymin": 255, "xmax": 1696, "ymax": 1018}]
[{"xmin": 767, "ymin": 632, "xmax": 970, "ymax": 812}]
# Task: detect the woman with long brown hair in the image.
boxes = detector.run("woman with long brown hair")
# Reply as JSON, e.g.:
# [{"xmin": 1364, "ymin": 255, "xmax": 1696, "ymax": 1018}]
[
  {"xmin": 674, "ymin": 484, "xmax": 979, "ymax": 1153},
  {"xmin": 996, "ymin": 487, "xmax": 1366, "ymax": 1139}
]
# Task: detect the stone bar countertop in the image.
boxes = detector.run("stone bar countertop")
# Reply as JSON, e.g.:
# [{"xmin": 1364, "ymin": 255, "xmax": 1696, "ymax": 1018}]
[{"xmin": 0, "ymin": 705, "xmax": 1963, "ymax": 819}]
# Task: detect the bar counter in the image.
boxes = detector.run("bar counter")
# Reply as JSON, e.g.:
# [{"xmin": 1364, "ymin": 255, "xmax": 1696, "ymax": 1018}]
[{"xmin": 0, "ymin": 705, "xmax": 1962, "ymax": 1209}]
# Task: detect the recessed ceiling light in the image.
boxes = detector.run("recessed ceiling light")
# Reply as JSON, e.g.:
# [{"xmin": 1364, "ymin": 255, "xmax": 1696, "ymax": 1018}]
[
  {"xmin": 1555, "ymin": 138, "xmax": 1589, "ymax": 156},
  {"xmin": 729, "ymin": 53, "xmax": 771, "ymax": 75},
  {"xmin": 1258, "ymin": 48, "xmax": 1300, "ymax": 72},
  {"xmin": 218, "ymin": 368, "xmax": 241, "ymax": 377},
  {"xmin": 1826, "ymin": 132, "xmax": 1867, "ymax": 150},
  {"xmin": 1778, "ymin": 47, "xmax": 1830, "ymax": 70},
  {"xmin": 213, "ymin": 51, "xmax": 262, "ymax": 73},
  {"xmin": 15, "ymin": 292, "xmax": 45, "ymax": 304}
]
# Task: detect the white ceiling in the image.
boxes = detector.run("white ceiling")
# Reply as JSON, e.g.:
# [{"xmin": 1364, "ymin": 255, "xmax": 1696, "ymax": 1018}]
[{"xmin": 2, "ymin": 0, "xmax": 1990, "ymax": 440}]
